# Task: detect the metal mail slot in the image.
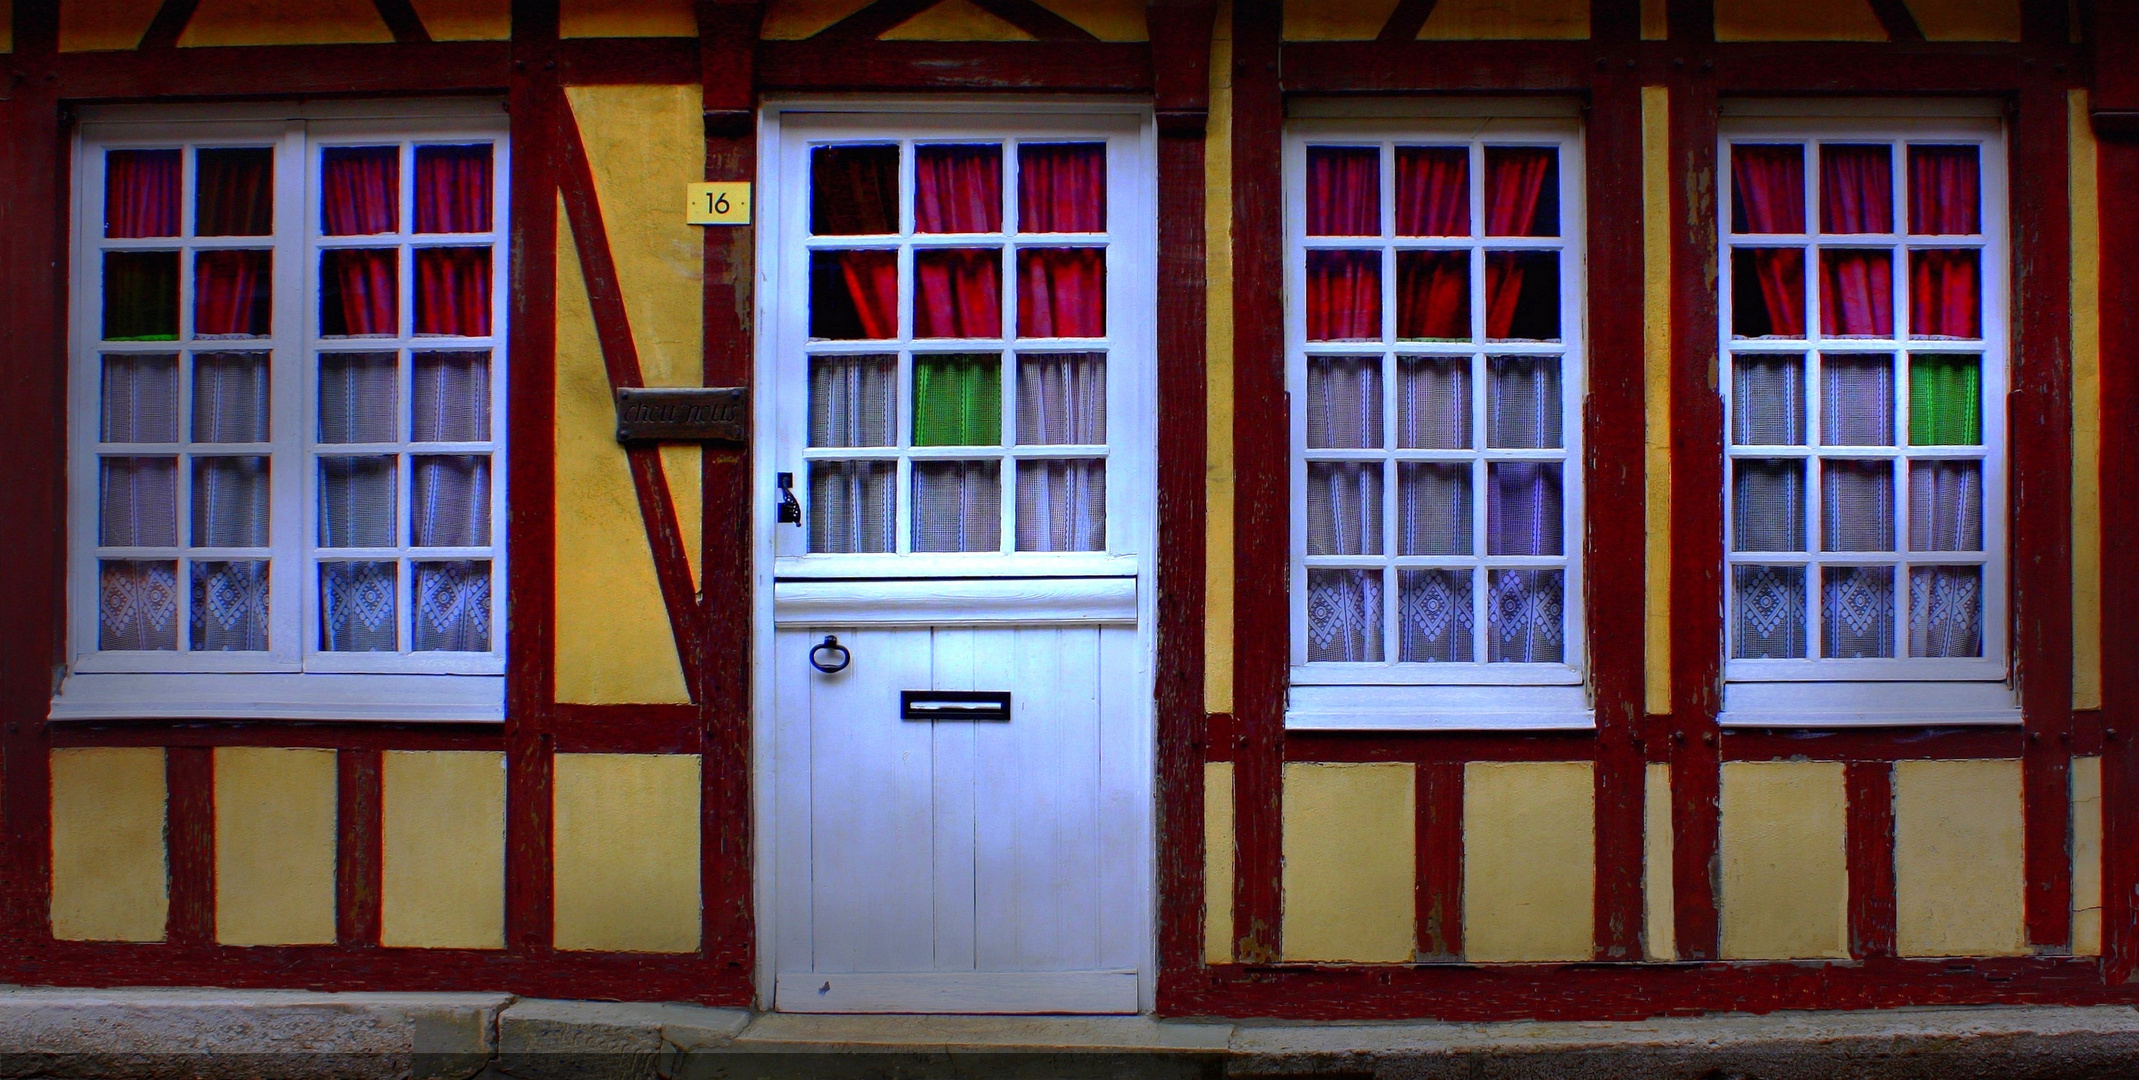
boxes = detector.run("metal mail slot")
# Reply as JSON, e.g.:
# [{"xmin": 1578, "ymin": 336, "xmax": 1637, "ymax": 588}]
[{"xmin": 900, "ymin": 690, "xmax": 1012, "ymax": 722}]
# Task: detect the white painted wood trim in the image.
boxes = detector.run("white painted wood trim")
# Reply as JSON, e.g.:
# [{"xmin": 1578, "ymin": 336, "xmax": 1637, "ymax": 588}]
[
  {"xmin": 48, "ymin": 672, "xmax": 504, "ymax": 721},
  {"xmin": 773, "ymin": 972, "xmax": 1140, "ymax": 1015},
  {"xmin": 773, "ymin": 577, "xmax": 1136, "ymax": 626},
  {"xmin": 1719, "ymin": 679, "xmax": 2020, "ymax": 728},
  {"xmin": 1287, "ymin": 681, "xmax": 1594, "ymax": 730}
]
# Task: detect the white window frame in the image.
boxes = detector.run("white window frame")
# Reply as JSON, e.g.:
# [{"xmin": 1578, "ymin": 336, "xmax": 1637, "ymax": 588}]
[
  {"xmin": 1282, "ymin": 114, "xmax": 1592, "ymax": 731},
  {"xmin": 762, "ymin": 108, "xmax": 1155, "ymax": 584},
  {"xmin": 1717, "ymin": 102, "xmax": 2017, "ymax": 727},
  {"xmin": 56, "ymin": 100, "xmax": 509, "ymax": 722}
]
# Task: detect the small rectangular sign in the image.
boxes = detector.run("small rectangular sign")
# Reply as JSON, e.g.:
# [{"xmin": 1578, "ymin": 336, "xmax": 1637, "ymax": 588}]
[
  {"xmin": 615, "ymin": 387, "xmax": 746, "ymax": 444},
  {"xmin": 686, "ymin": 182, "xmax": 752, "ymax": 225}
]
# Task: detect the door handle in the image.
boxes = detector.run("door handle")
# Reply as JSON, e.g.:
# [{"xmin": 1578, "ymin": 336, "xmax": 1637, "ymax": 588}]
[
  {"xmin": 809, "ymin": 635, "xmax": 851, "ymax": 674},
  {"xmin": 900, "ymin": 690, "xmax": 1011, "ymax": 722}
]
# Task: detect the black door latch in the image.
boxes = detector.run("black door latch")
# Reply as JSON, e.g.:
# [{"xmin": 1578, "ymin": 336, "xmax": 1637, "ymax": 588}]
[{"xmin": 777, "ymin": 472, "xmax": 802, "ymax": 525}]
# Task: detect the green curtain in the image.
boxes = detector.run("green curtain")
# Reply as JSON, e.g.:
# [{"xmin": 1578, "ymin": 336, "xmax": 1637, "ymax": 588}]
[
  {"xmin": 103, "ymin": 251, "xmax": 180, "ymax": 342},
  {"xmin": 1909, "ymin": 356, "xmax": 1979, "ymax": 446},
  {"xmin": 913, "ymin": 354, "xmax": 1001, "ymax": 446}
]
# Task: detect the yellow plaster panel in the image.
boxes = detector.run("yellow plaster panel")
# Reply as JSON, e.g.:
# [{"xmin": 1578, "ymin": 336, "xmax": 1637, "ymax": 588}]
[
  {"xmin": 1642, "ymin": 86, "xmax": 1672, "ymax": 717},
  {"xmin": 2072, "ymin": 90, "xmax": 2102, "ymax": 711},
  {"xmin": 1205, "ymin": 5, "xmax": 1236, "ymax": 715},
  {"xmin": 1283, "ymin": 0, "xmax": 1396, "ymax": 40},
  {"xmin": 408, "ymin": 0, "xmax": 511, "ymax": 40},
  {"xmin": 59, "ymin": 0, "xmax": 161, "ymax": 51},
  {"xmin": 554, "ymin": 204, "xmax": 693, "ymax": 705},
  {"xmin": 1418, "ymin": 0, "xmax": 1588, "ymax": 39},
  {"xmin": 381, "ymin": 751, "xmax": 505, "ymax": 949},
  {"xmin": 1904, "ymin": 0, "xmax": 2019, "ymax": 40},
  {"xmin": 1464, "ymin": 760, "xmax": 1594, "ymax": 963},
  {"xmin": 1643, "ymin": 761, "xmax": 1674, "ymax": 960},
  {"xmin": 2073, "ymin": 755, "xmax": 2102, "ymax": 957},
  {"xmin": 882, "ymin": 0, "xmax": 1035, "ymax": 39},
  {"xmin": 1282, "ymin": 763, "xmax": 1414, "ymax": 962},
  {"xmin": 1714, "ymin": 0, "xmax": 1884, "ymax": 40},
  {"xmin": 1641, "ymin": 0, "xmax": 1665, "ymax": 37},
  {"xmin": 179, "ymin": 0, "xmax": 393, "ymax": 46},
  {"xmin": 50, "ymin": 748, "xmax": 167, "ymax": 942},
  {"xmin": 1718, "ymin": 761, "xmax": 1849, "ymax": 960},
  {"xmin": 0, "ymin": 0, "xmax": 14, "ymax": 51},
  {"xmin": 1205, "ymin": 761, "xmax": 1235, "ymax": 964},
  {"xmin": 215, "ymin": 747, "xmax": 337, "ymax": 946},
  {"xmin": 553, "ymin": 753, "xmax": 702, "ymax": 952},
  {"xmin": 1894, "ymin": 758, "xmax": 2025, "ymax": 957},
  {"xmin": 763, "ymin": 0, "xmax": 876, "ymax": 38},
  {"xmin": 1041, "ymin": 0, "xmax": 1147, "ymax": 40},
  {"xmin": 561, "ymin": 0, "xmax": 696, "ymax": 37}
]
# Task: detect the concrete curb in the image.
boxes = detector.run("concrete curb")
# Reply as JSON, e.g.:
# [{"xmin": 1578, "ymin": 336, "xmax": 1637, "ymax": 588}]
[{"xmin": 1, "ymin": 990, "xmax": 2135, "ymax": 1079}]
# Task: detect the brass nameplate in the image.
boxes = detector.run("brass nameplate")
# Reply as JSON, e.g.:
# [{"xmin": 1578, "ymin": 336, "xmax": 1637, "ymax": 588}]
[{"xmin": 615, "ymin": 387, "xmax": 746, "ymax": 444}]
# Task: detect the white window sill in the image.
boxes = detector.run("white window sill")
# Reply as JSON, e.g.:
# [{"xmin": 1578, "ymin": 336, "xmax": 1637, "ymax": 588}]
[
  {"xmin": 1719, "ymin": 680, "xmax": 2019, "ymax": 728},
  {"xmin": 49, "ymin": 672, "xmax": 505, "ymax": 723},
  {"xmin": 1286, "ymin": 682, "xmax": 1594, "ymax": 731}
]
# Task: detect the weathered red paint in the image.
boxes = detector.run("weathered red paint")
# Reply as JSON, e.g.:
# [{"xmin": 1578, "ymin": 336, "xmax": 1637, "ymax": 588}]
[
  {"xmin": 1415, "ymin": 761, "xmax": 1463, "ymax": 960},
  {"xmin": 337, "ymin": 749, "xmax": 385, "ymax": 948},
  {"xmin": 1846, "ymin": 760, "xmax": 1898, "ymax": 959}
]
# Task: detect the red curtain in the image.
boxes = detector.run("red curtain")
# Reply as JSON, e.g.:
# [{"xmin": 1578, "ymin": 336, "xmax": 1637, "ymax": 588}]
[
  {"xmin": 1910, "ymin": 250, "xmax": 1979, "ymax": 338},
  {"xmin": 1820, "ymin": 144, "xmax": 1892, "ymax": 234},
  {"xmin": 194, "ymin": 250, "xmax": 271, "ymax": 336},
  {"xmin": 1396, "ymin": 147, "xmax": 1467, "ymax": 237},
  {"xmin": 416, "ymin": 247, "xmax": 492, "ymax": 336},
  {"xmin": 1739, "ymin": 249, "xmax": 1806, "ymax": 336},
  {"xmin": 1485, "ymin": 148, "xmax": 1553, "ymax": 236},
  {"xmin": 1305, "ymin": 250, "xmax": 1380, "ymax": 341},
  {"xmin": 1017, "ymin": 248, "xmax": 1104, "ymax": 337},
  {"xmin": 915, "ymin": 144, "xmax": 1002, "ymax": 234},
  {"xmin": 1307, "ymin": 147, "xmax": 1379, "ymax": 236},
  {"xmin": 1018, "ymin": 143, "xmax": 1105, "ymax": 233},
  {"xmin": 1732, "ymin": 145, "xmax": 1805, "ymax": 233},
  {"xmin": 1820, "ymin": 249, "xmax": 1893, "ymax": 336},
  {"xmin": 915, "ymin": 248, "xmax": 1002, "ymax": 338},
  {"xmin": 106, "ymin": 149, "xmax": 180, "ymax": 239},
  {"xmin": 195, "ymin": 149, "xmax": 274, "ymax": 237},
  {"xmin": 834, "ymin": 250, "xmax": 899, "ymax": 338},
  {"xmin": 416, "ymin": 145, "xmax": 493, "ymax": 234},
  {"xmin": 324, "ymin": 249, "xmax": 398, "ymax": 336},
  {"xmin": 1397, "ymin": 251, "xmax": 1468, "ymax": 339},
  {"xmin": 323, "ymin": 147, "xmax": 398, "ymax": 236},
  {"xmin": 1909, "ymin": 146, "xmax": 1979, "ymax": 235}
]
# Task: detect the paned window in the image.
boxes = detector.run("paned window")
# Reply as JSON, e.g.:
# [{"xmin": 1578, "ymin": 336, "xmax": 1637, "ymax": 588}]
[
  {"xmin": 1720, "ymin": 114, "xmax": 2010, "ymax": 713},
  {"xmin": 63, "ymin": 105, "xmax": 507, "ymax": 719},
  {"xmin": 1284, "ymin": 118, "xmax": 1587, "ymax": 728},
  {"xmin": 773, "ymin": 116, "xmax": 1145, "ymax": 576}
]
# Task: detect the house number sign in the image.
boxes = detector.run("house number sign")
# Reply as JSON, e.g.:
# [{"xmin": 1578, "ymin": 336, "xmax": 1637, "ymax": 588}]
[
  {"xmin": 686, "ymin": 182, "xmax": 752, "ymax": 225},
  {"xmin": 614, "ymin": 387, "xmax": 746, "ymax": 445}
]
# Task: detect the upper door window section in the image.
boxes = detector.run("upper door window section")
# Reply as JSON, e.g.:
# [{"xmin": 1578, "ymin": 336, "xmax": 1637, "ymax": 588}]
[
  {"xmin": 802, "ymin": 139, "xmax": 1113, "ymax": 558},
  {"xmin": 1721, "ymin": 123, "xmax": 2007, "ymax": 694},
  {"xmin": 1287, "ymin": 121, "xmax": 1586, "ymax": 701}
]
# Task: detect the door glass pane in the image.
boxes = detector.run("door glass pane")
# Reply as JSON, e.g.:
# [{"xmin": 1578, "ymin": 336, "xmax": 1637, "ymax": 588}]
[
  {"xmin": 411, "ymin": 455, "xmax": 491, "ymax": 546},
  {"xmin": 1306, "ymin": 146, "xmax": 1380, "ymax": 237},
  {"xmin": 102, "ymin": 355, "xmax": 180, "ymax": 443},
  {"xmin": 320, "ymin": 353, "xmax": 399, "ymax": 443},
  {"xmin": 320, "ymin": 456, "xmax": 397, "ymax": 547},
  {"xmin": 915, "ymin": 144, "xmax": 1002, "ymax": 234},
  {"xmin": 1486, "ymin": 462, "xmax": 1561, "ymax": 556},
  {"xmin": 1732, "ymin": 355, "xmax": 1804, "ymax": 445},
  {"xmin": 1306, "ymin": 462, "xmax": 1382, "ymax": 556},
  {"xmin": 912, "ymin": 354, "xmax": 1001, "ymax": 446},
  {"xmin": 322, "ymin": 146, "xmax": 400, "ymax": 236},
  {"xmin": 912, "ymin": 461, "xmax": 1001, "ymax": 552},
  {"xmin": 914, "ymin": 249, "xmax": 1002, "ymax": 338},
  {"xmin": 810, "ymin": 250, "xmax": 898, "ymax": 340},
  {"xmin": 192, "ymin": 352, "xmax": 270, "ymax": 443},
  {"xmin": 100, "ymin": 457, "xmax": 178, "ymax": 547},
  {"xmin": 1397, "ymin": 357, "xmax": 1469, "ymax": 449},
  {"xmin": 1397, "ymin": 463, "xmax": 1470, "ymax": 555},
  {"xmin": 415, "ymin": 248, "xmax": 492, "ymax": 336},
  {"xmin": 192, "ymin": 456, "xmax": 269, "ymax": 547},
  {"xmin": 1019, "ymin": 143, "xmax": 1106, "ymax": 233},
  {"xmin": 194, "ymin": 148, "xmax": 274, "ymax": 237},
  {"xmin": 808, "ymin": 461, "xmax": 894, "ymax": 553},
  {"xmin": 103, "ymin": 251, "xmax": 179, "ymax": 341},
  {"xmin": 1016, "ymin": 248, "xmax": 1104, "ymax": 338},
  {"xmin": 1819, "ymin": 144, "xmax": 1893, "ymax": 234},
  {"xmin": 810, "ymin": 355, "xmax": 896, "ymax": 447},
  {"xmin": 1396, "ymin": 251, "xmax": 1469, "ymax": 340},
  {"xmin": 1305, "ymin": 357, "xmax": 1380, "ymax": 449},
  {"xmin": 106, "ymin": 149, "xmax": 182, "ymax": 239},
  {"xmin": 1821, "ymin": 459, "xmax": 1892, "ymax": 552},
  {"xmin": 1908, "ymin": 461, "xmax": 1982, "ymax": 551},
  {"xmin": 1487, "ymin": 356, "xmax": 1560, "ymax": 448},
  {"xmin": 1733, "ymin": 459, "xmax": 1805, "ymax": 551},
  {"xmin": 1015, "ymin": 459, "xmax": 1104, "ymax": 552},
  {"xmin": 1484, "ymin": 147, "xmax": 1557, "ymax": 237},
  {"xmin": 811, "ymin": 145, "xmax": 900, "ymax": 236},
  {"xmin": 1821, "ymin": 355, "xmax": 1893, "ymax": 445},
  {"xmin": 1016, "ymin": 353, "xmax": 1105, "ymax": 445},
  {"xmin": 1396, "ymin": 146, "xmax": 1468, "ymax": 237},
  {"xmin": 412, "ymin": 351, "xmax": 490, "ymax": 442},
  {"xmin": 1908, "ymin": 355, "xmax": 1980, "ymax": 444},
  {"xmin": 415, "ymin": 144, "xmax": 493, "ymax": 234}
]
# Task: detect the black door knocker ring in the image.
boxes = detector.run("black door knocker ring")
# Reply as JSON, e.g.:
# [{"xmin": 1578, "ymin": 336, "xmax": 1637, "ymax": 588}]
[{"xmin": 809, "ymin": 635, "xmax": 851, "ymax": 674}]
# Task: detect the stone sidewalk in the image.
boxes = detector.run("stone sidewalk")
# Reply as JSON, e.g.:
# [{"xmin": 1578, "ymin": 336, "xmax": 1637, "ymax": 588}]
[{"xmin": 3, "ymin": 988, "xmax": 2139, "ymax": 1079}]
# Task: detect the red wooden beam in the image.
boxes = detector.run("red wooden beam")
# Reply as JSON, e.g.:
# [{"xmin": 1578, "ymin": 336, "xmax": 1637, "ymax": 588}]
[
  {"xmin": 1280, "ymin": 40, "xmax": 1592, "ymax": 94},
  {"xmin": 557, "ymin": 37, "xmax": 700, "ymax": 86},
  {"xmin": 336, "ymin": 749, "xmax": 385, "ymax": 948},
  {"xmin": 1286, "ymin": 731, "xmax": 1598, "ymax": 763},
  {"xmin": 53, "ymin": 42, "xmax": 510, "ymax": 99},
  {"xmin": 970, "ymin": 0, "xmax": 1100, "ymax": 41},
  {"xmin": 1846, "ymin": 760, "xmax": 1898, "ymax": 958},
  {"xmin": 1414, "ymin": 762, "xmax": 1463, "ymax": 959},
  {"xmin": 47, "ymin": 722, "xmax": 506, "ymax": 751},
  {"xmin": 2098, "ymin": 137, "xmax": 2139, "ymax": 982},
  {"xmin": 1723, "ymin": 727, "xmax": 2026, "ymax": 761},
  {"xmin": 756, "ymin": 39, "xmax": 1150, "ymax": 93},
  {"xmin": 166, "ymin": 748, "xmax": 217, "ymax": 946}
]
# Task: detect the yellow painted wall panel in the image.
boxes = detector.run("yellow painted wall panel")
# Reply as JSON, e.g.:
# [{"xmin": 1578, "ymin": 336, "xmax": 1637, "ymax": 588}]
[
  {"xmin": 408, "ymin": 0, "xmax": 511, "ymax": 40},
  {"xmin": 1641, "ymin": 0, "xmax": 1666, "ymax": 37},
  {"xmin": 0, "ymin": 0, "xmax": 14, "ymax": 50},
  {"xmin": 1205, "ymin": 4, "xmax": 1236, "ymax": 715},
  {"xmin": 1643, "ymin": 761, "xmax": 1674, "ymax": 960},
  {"xmin": 2072, "ymin": 90, "xmax": 2102, "ymax": 711},
  {"xmin": 1418, "ymin": 0, "xmax": 1588, "ymax": 39},
  {"xmin": 763, "ymin": 0, "xmax": 875, "ymax": 38},
  {"xmin": 1719, "ymin": 761, "xmax": 1850, "ymax": 960},
  {"xmin": 1642, "ymin": 85, "xmax": 1672, "ymax": 716},
  {"xmin": 1282, "ymin": 763, "xmax": 1414, "ymax": 962},
  {"xmin": 179, "ymin": 0, "xmax": 393, "ymax": 46},
  {"xmin": 1042, "ymin": 0, "xmax": 1147, "ymax": 40},
  {"xmin": 560, "ymin": 0, "xmax": 696, "ymax": 36},
  {"xmin": 2073, "ymin": 755, "xmax": 2103, "ymax": 957},
  {"xmin": 882, "ymin": 0, "xmax": 1035, "ymax": 39},
  {"xmin": 51, "ymin": 747, "xmax": 167, "ymax": 942},
  {"xmin": 1205, "ymin": 761, "xmax": 1235, "ymax": 965},
  {"xmin": 1714, "ymin": 0, "xmax": 1884, "ymax": 40},
  {"xmin": 1464, "ymin": 760, "xmax": 1594, "ymax": 963},
  {"xmin": 1904, "ymin": 0, "xmax": 2019, "ymax": 40},
  {"xmin": 554, "ymin": 204, "xmax": 693, "ymax": 704},
  {"xmin": 1894, "ymin": 758, "xmax": 2025, "ymax": 957},
  {"xmin": 1283, "ymin": 0, "xmax": 1395, "ymax": 40},
  {"xmin": 381, "ymin": 751, "xmax": 506, "ymax": 949},
  {"xmin": 59, "ymin": 0, "xmax": 161, "ymax": 51},
  {"xmin": 215, "ymin": 747, "xmax": 338, "ymax": 946},
  {"xmin": 553, "ymin": 753, "xmax": 702, "ymax": 952}
]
